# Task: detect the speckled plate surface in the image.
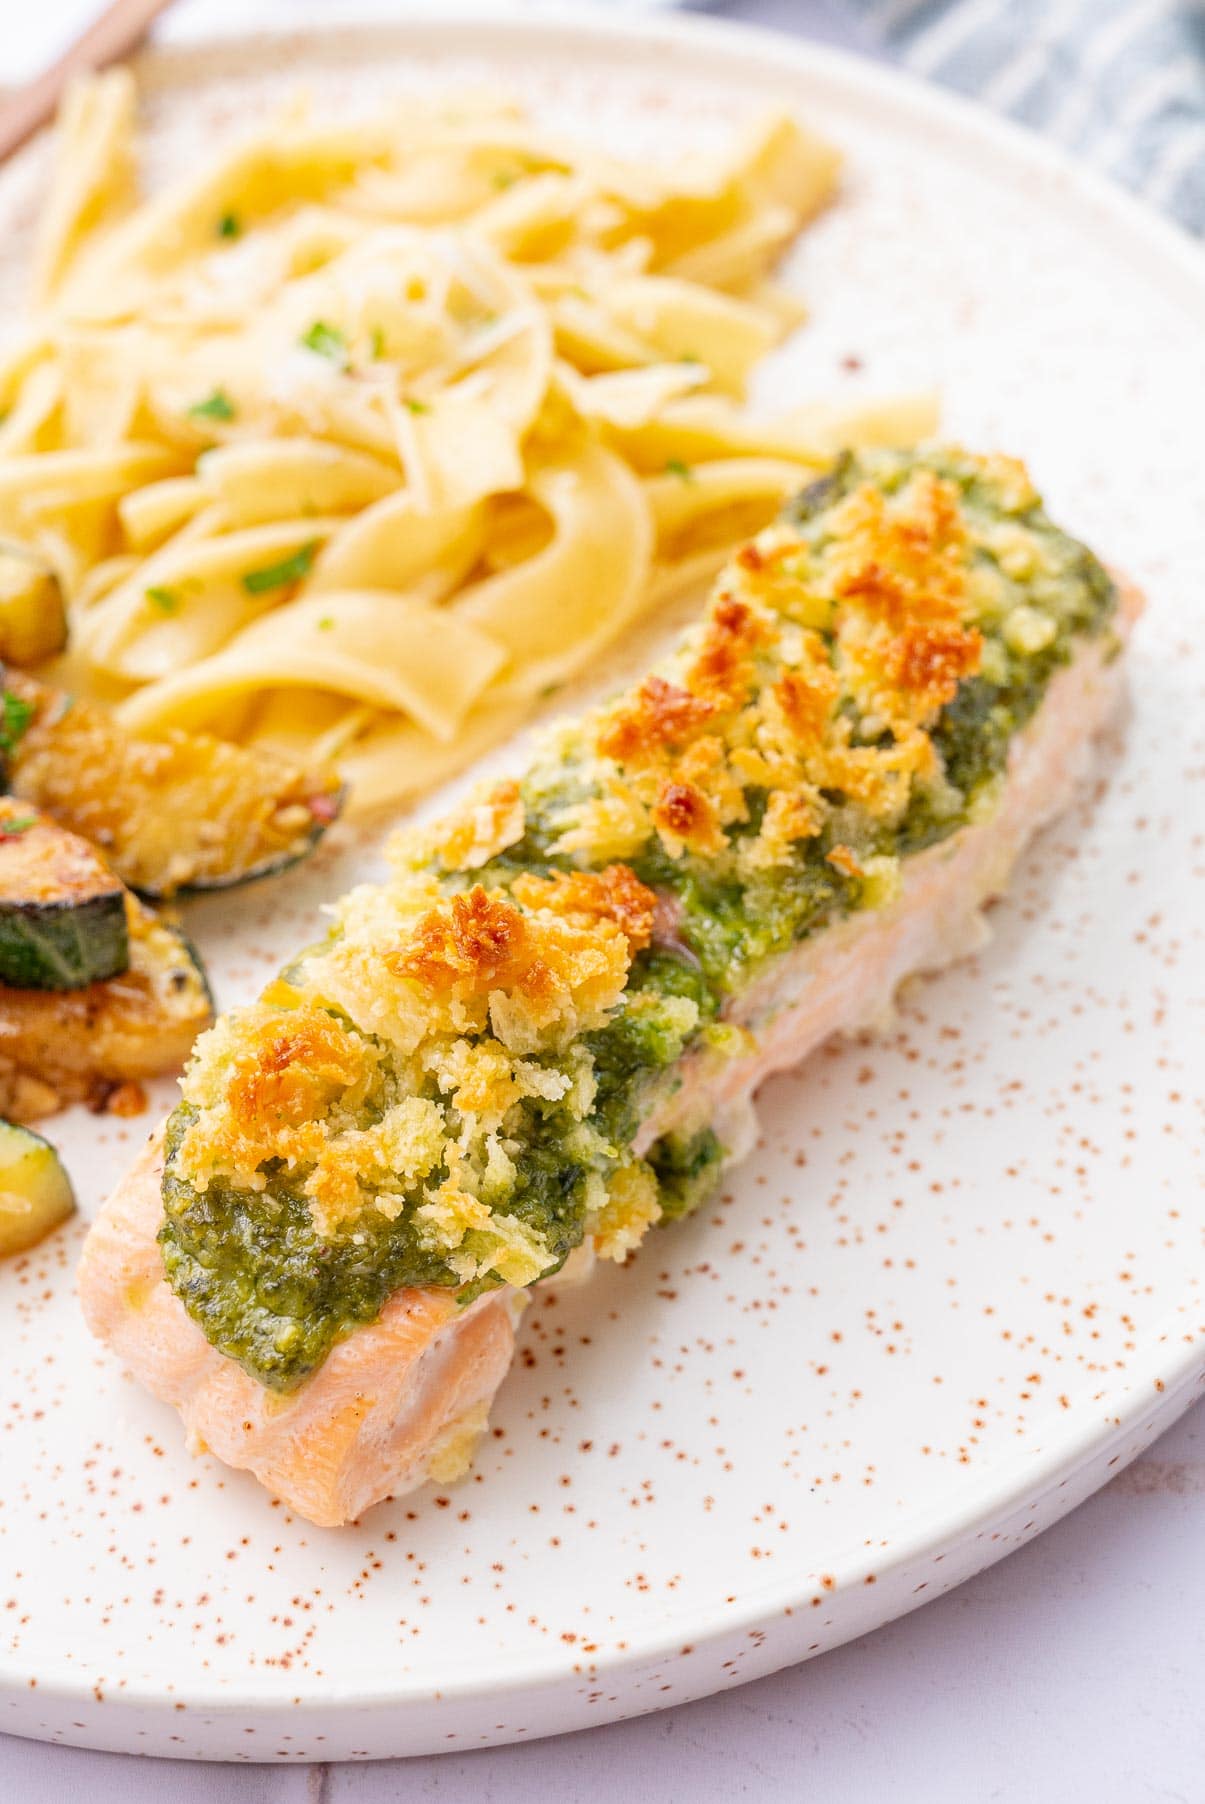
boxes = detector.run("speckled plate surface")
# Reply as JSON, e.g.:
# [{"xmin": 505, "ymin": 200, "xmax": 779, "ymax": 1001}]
[{"xmin": 1, "ymin": 4, "xmax": 1202, "ymax": 1764}]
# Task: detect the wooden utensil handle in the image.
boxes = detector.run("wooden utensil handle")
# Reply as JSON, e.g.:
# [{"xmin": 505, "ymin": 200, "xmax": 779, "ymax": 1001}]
[{"xmin": 0, "ymin": 0, "xmax": 176, "ymax": 163}]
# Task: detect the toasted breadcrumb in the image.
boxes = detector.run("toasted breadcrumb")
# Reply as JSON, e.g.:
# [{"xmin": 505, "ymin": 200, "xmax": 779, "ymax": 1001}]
[
  {"xmin": 426, "ymin": 1400, "xmax": 492, "ymax": 1485},
  {"xmin": 429, "ymin": 780, "xmax": 526, "ymax": 872},
  {"xmin": 176, "ymin": 459, "xmax": 991, "ymax": 1263},
  {"xmin": 168, "ymin": 448, "xmax": 1102, "ymax": 1304},
  {"xmin": 509, "ymin": 864, "xmax": 658, "ymax": 953},
  {"xmin": 567, "ymin": 464, "xmax": 983, "ymax": 869},
  {"xmin": 177, "ymin": 868, "xmax": 639, "ymax": 1273},
  {"xmin": 593, "ymin": 1161, "xmax": 663, "ymax": 1262}
]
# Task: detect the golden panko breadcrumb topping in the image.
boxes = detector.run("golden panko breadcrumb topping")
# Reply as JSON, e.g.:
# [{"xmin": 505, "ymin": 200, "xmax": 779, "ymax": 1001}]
[
  {"xmin": 592, "ymin": 1161, "xmax": 662, "ymax": 1262},
  {"xmin": 176, "ymin": 864, "xmax": 643, "ymax": 1255},
  {"xmin": 431, "ymin": 780, "xmax": 526, "ymax": 871},
  {"xmin": 169, "ymin": 447, "xmax": 1108, "ymax": 1319},
  {"xmin": 383, "ymin": 883, "xmax": 632, "ymax": 1051},
  {"xmin": 568, "ymin": 464, "xmax": 983, "ymax": 870},
  {"xmin": 178, "ymin": 461, "xmax": 993, "ymax": 1250},
  {"xmin": 509, "ymin": 863, "xmax": 658, "ymax": 954}
]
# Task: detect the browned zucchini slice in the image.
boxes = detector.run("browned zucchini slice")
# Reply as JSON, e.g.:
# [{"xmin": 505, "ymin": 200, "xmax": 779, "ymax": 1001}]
[
  {"xmin": 0, "ymin": 547, "xmax": 67, "ymax": 666},
  {"xmin": 0, "ymin": 797, "xmax": 128, "ymax": 989},
  {"xmin": 0, "ymin": 899, "xmax": 213, "ymax": 1123},
  {"xmin": 0, "ymin": 1120, "xmax": 75, "ymax": 1256},
  {"xmin": 2, "ymin": 671, "xmax": 344, "ymax": 899}
]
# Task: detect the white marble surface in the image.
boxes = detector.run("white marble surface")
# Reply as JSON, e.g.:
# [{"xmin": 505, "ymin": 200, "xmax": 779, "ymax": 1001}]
[{"xmin": 2, "ymin": 3, "xmax": 1203, "ymax": 1797}]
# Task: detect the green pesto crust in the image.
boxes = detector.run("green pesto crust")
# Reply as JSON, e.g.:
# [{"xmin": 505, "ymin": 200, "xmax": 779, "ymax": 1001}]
[{"xmin": 159, "ymin": 447, "xmax": 1118, "ymax": 1390}]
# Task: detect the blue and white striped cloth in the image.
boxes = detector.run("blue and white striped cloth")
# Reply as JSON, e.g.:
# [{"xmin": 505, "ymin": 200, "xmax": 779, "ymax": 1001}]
[
  {"xmin": 13, "ymin": 6, "xmax": 1200, "ymax": 232},
  {"xmin": 703, "ymin": 0, "xmax": 1205, "ymax": 235}
]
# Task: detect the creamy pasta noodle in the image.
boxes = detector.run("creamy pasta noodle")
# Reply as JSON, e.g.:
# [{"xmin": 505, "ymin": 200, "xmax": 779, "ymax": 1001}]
[{"xmin": 2, "ymin": 71, "xmax": 935, "ymax": 809}]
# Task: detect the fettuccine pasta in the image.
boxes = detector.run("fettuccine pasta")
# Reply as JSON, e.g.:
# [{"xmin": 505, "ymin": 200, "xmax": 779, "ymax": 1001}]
[{"xmin": 4, "ymin": 72, "xmax": 937, "ymax": 809}]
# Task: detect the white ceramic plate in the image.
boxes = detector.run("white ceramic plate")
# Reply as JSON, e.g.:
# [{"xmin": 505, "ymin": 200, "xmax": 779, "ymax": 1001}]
[{"xmin": 1, "ymin": 4, "xmax": 1202, "ymax": 1763}]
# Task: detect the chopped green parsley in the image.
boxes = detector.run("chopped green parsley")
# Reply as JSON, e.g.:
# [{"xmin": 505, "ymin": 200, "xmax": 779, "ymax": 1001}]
[
  {"xmin": 187, "ymin": 389, "xmax": 236, "ymax": 423},
  {"xmin": 241, "ymin": 541, "xmax": 319, "ymax": 595},
  {"xmin": 300, "ymin": 321, "xmax": 349, "ymax": 366},
  {"xmin": 0, "ymin": 691, "xmax": 34, "ymax": 755}
]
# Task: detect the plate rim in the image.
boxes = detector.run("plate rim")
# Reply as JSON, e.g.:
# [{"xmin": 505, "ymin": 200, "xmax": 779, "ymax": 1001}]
[{"xmin": 3, "ymin": 0, "xmax": 1203, "ymax": 1733}]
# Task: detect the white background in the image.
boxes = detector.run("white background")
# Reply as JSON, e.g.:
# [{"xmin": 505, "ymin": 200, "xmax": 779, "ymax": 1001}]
[{"xmin": 2, "ymin": 3, "xmax": 1202, "ymax": 1798}]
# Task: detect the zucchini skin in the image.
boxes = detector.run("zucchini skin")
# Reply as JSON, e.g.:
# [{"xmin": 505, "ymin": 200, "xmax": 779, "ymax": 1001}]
[
  {"xmin": 154, "ymin": 783, "xmax": 348, "ymax": 901},
  {"xmin": 0, "ymin": 902, "xmax": 213, "ymax": 1122},
  {"xmin": 162, "ymin": 917, "xmax": 215, "ymax": 1016},
  {"xmin": 0, "ymin": 892, "xmax": 128, "ymax": 990},
  {"xmin": 0, "ymin": 801, "xmax": 129, "ymax": 990},
  {"xmin": 0, "ymin": 1119, "xmax": 75, "ymax": 1257}
]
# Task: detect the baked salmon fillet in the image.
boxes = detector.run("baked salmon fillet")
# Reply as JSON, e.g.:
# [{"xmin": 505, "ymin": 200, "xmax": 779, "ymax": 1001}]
[{"xmin": 78, "ymin": 447, "xmax": 1137, "ymax": 1526}]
